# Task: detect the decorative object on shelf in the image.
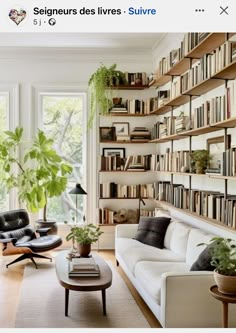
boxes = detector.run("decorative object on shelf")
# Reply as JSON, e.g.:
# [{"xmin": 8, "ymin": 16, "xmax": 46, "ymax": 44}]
[
  {"xmin": 99, "ymin": 126, "xmax": 116, "ymax": 142},
  {"xmin": 112, "ymin": 122, "xmax": 130, "ymax": 138},
  {"xmin": 69, "ymin": 184, "xmax": 87, "ymax": 224},
  {"xmin": 0, "ymin": 127, "xmax": 72, "ymax": 222},
  {"xmin": 88, "ymin": 63, "xmax": 127, "ymax": 128},
  {"xmin": 102, "ymin": 147, "xmax": 126, "ymax": 158},
  {"xmin": 191, "ymin": 149, "xmax": 211, "ymax": 174},
  {"xmin": 207, "ymin": 135, "xmax": 231, "ymax": 174},
  {"xmin": 66, "ymin": 224, "xmax": 103, "ymax": 257},
  {"xmin": 198, "ymin": 237, "xmax": 236, "ymax": 295},
  {"xmin": 113, "ymin": 209, "xmax": 138, "ymax": 224}
]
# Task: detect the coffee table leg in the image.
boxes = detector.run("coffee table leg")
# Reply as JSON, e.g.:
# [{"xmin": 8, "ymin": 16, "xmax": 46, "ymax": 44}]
[
  {"xmin": 65, "ymin": 288, "xmax": 69, "ymax": 317},
  {"xmin": 102, "ymin": 289, "xmax": 106, "ymax": 315}
]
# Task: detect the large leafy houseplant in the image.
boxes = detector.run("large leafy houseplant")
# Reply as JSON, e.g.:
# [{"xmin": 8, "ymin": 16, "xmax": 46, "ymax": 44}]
[
  {"xmin": 88, "ymin": 63, "xmax": 126, "ymax": 128},
  {"xmin": 0, "ymin": 127, "xmax": 72, "ymax": 221}
]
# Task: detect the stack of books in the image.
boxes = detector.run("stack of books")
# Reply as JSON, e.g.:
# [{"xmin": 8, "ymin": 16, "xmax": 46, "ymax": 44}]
[
  {"xmin": 130, "ymin": 127, "xmax": 151, "ymax": 142},
  {"xmin": 68, "ymin": 256, "xmax": 100, "ymax": 278}
]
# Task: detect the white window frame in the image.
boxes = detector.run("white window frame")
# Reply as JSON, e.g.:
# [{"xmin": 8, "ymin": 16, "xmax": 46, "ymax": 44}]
[
  {"xmin": 32, "ymin": 84, "xmax": 89, "ymax": 222},
  {"xmin": 0, "ymin": 83, "xmax": 19, "ymax": 210}
]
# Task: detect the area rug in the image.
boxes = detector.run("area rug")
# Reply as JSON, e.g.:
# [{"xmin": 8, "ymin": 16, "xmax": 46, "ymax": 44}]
[{"xmin": 15, "ymin": 259, "xmax": 150, "ymax": 328}]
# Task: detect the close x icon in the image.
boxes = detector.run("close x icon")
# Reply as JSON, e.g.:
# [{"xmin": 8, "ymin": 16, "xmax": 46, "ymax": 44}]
[{"xmin": 220, "ymin": 6, "xmax": 229, "ymax": 15}]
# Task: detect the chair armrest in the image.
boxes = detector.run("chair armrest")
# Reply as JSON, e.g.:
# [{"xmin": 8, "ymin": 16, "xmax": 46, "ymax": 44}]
[
  {"xmin": 36, "ymin": 228, "xmax": 51, "ymax": 236},
  {"xmin": 0, "ymin": 238, "xmax": 17, "ymax": 244},
  {"xmin": 160, "ymin": 271, "xmax": 221, "ymax": 328},
  {"xmin": 115, "ymin": 224, "xmax": 138, "ymax": 239}
]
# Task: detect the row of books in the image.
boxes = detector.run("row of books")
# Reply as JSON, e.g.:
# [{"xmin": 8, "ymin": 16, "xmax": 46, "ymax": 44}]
[
  {"xmin": 153, "ymin": 181, "xmax": 236, "ymax": 228},
  {"xmin": 109, "ymin": 98, "xmax": 159, "ymax": 115},
  {"xmin": 68, "ymin": 257, "xmax": 100, "ymax": 277},
  {"xmin": 181, "ymin": 40, "xmax": 236, "ymax": 93},
  {"xmin": 158, "ymin": 149, "xmax": 191, "ymax": 173},
  {"xmin": 156, "ymin": 33, "xmax": 209, "ymax": 77},
  {"xmin": 100, "ymin": 183, "xmax": 155, "ymax": 199},
  {"xmin": 151, "ymin": 115, "xmax": 190, "ymax": 139},
  {"xmin": 98, "ymin": 208, "xmax": 155, "ymax": 224},
  {"xmin": 130, "ymin": 127, "xmax": 151, "ymax": 141}
]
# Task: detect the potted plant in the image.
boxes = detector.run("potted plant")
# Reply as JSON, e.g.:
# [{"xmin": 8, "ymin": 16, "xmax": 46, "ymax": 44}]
[
  {"xmin": 198, "ymin": 237, "xmax": 236, "ymax": 294},
  {"xmin": 88, "ymin": 63, "xmax": 127, "ymax": 128},
  {"xmin": 66, "ymin": 223, "xmax": 103, "ymax": 257},
  {"xmin": 0, "ymin": 127, "xmax": 72, "ymax": 223},
  {"xmin": 191, "ymin": 149, "xmax": 211, "ymax": 174}
]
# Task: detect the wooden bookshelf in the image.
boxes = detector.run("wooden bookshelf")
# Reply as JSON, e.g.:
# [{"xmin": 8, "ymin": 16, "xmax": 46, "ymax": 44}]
[
  {"xmin": 149, "ymin": 75, "xmax": 171, "ymax": 88},
  {"xmin": 99, "ymin": 197, "xmax": 148, "ymax": 200},
  {"xmin": 99, "ymin": 170, "xmax": 148, "ymax": 173},
  {"xmin": 101, "ymin": 113, "xmax": 153, "ymax": 117},
  {"xmin": 150, "ymin": 118, "xmax": 236, "ymax": 143},
  {"xmin": 100, "ymin": 140, "xmax": 154, "ymax": 144},
  {"xmin": 150, "ymin": 95, "xmax": 190, "ymax": 115},
  {"xmin": 110, "ymin": 84, "xmax": 148, "ymax": 90}
]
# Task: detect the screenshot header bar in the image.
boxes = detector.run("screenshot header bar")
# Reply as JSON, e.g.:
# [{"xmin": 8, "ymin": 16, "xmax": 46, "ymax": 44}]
[{"xmin": 1, "ymin": 0, "xmax": 236, "ymax": 32}]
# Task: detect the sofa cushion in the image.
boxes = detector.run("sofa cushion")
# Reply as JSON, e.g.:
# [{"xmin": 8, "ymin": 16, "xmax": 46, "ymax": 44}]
[
  {"xmin": 190, "ymin": 245, "xmax": 215, "ymax": 271},
  {"xmin": 134, "ymin": 261, "xmax": 190, "ymax": 304},
  {"xmin": 134, "ymin": 216, "xmax": 171, "ymax": 248},
  {"xmin": 186, "ymin": 229, "xmax": 216, "ymax": 266},
  {"xmin": 116, "ymin": 238, "xmax": 185, "ymax": 274},
  {"xmin": 168, "ymin": 222, "xmax": 192, "ymax": 256}
]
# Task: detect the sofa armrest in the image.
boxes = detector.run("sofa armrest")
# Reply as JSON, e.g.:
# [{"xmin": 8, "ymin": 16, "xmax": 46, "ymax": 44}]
[
  {"xmin": 0, "ymin": 238, "xmax": 17, "ymax": 244},
  {"xmin": 160, "ymin": 271, "xmax": 222, "ymax": 328},
  {"xmin": 115, "ymin": 224, "xmax": 138, "ymax": 239}
]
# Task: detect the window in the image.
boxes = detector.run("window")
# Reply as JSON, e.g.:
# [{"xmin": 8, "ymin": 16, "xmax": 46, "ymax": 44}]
[
  {"xmin": 40, "ymin": 93, "xmax": 87, "ymax": 223},
  {"xmin": 0, "ymin": 93, "xmax": 9, "ymax": 211}
]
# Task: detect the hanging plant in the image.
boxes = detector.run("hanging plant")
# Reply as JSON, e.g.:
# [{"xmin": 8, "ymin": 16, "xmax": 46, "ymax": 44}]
[{"xmin": 88, "ymin": 64, "xmax": 127, "ymax": 128}]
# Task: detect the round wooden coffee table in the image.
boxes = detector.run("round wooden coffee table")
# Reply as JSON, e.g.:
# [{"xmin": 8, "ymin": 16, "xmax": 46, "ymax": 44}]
[{"xmin": 55, "ymin": 251, "xmax": 112, "ymax": 317}]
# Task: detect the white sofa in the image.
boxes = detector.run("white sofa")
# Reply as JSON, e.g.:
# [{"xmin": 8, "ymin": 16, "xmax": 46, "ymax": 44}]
[{"xmin": 115, "ymin": 218, "xmax": 236, "ymax": 328}]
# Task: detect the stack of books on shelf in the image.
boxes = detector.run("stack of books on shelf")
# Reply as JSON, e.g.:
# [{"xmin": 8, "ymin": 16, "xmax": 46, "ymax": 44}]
[
  {"xmin": 130, "ymin": 127, "xmax": 151, "ymax": 142},
  {"xmin": 68, "ymin": 256, "xmax": 100, "ymax": 277},
  {"xmin": 98, "ymin": 208, "xmax": 139, "ymax": 224},
  {"xmin": 109, "ymin": 99, "xmax": 128, "ymax": 114},
  {"xmin": 151, "ymin": 115, "xmax": 190, "ymax": 139},
  {"xmin": 100, "ymin": 182, "xmax": 154, "ymax": 199}
]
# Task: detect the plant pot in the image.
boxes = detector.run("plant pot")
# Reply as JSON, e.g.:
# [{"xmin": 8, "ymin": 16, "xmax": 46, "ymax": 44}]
[
  {"xmin": 77, "ymin": 243, "xmax": 91, "ymax": 257},
  {"xmin": 36, "ymin": 219, "xmax": 58, "ymax": 235},
  {"xmin": 214, "ymin": 270, "xmax": 236, "ymax": 295}
]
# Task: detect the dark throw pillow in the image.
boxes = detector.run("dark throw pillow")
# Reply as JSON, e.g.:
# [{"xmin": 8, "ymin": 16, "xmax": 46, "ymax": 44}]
[
  {"xmin": 190, "ymin": 245, "xmax": 215, "ymax": 271},
  {"xmin": 134, "ymin": 216, "xmax": 171, "ymax": 249}
]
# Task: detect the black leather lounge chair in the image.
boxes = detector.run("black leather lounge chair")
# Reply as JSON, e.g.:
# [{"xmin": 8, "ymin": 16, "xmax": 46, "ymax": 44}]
[{"xmin": 0, "ymin": 209, "xmax": 62, "ymax": 268}]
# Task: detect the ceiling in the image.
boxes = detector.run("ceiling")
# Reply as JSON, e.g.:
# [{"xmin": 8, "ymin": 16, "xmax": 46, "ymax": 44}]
[{"xmin": 0, "ymin": 33, "xmax": 164, "ymax": 51}]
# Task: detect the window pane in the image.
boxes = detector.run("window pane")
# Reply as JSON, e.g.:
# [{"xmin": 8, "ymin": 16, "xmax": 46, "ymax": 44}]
[
  {"xmin": 42, "ymin": 94, "xmax": 86, "ymax": 223},
  {"xmin": 0, "ymin": 94, "xmax": 9, "ymax": 211}
]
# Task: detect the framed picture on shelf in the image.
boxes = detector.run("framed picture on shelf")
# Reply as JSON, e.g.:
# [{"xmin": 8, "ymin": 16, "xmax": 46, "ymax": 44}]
[
  {"xmin": 99, "ymin": 127, "xmax": 116, "ymax": 142},
  {"xmin": 102, "ymin": 147, "xmax": 126, "ymax": 158},
  {"xmin": 207, "ymin": 135, "xmax": 231, "ymax": 171},
  {"xmin": 112, "ymin": 122, "xmax": 130, "ymax": 137}
]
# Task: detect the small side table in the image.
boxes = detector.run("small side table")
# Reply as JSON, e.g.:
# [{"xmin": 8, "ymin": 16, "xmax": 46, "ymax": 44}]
[{"xmin": 210, "ymin": 285, "xmax": 236, "ymax": 328}]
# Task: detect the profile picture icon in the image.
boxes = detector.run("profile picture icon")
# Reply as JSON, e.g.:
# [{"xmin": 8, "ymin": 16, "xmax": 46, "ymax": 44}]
[{"xmin": 9, "ymin": 8, "xmax": 26, "ymax": 25}]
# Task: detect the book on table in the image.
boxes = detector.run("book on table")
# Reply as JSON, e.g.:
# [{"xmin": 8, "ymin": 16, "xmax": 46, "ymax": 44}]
[{"xmin": 68, "ymin": 256, "xmax": 100, "ymax": 277}]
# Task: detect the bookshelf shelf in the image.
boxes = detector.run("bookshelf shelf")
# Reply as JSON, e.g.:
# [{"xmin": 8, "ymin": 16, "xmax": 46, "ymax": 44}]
[
  {"xmin": 110, "ymin": 84, "xmax": 148, "ymax": 90},
  {"xmin": 101, "ymin": 113, "xmax": 152, "ymax": 117},
  {"xmin": 150, "ymin": 118, "xmax": 236, "ymax": 143},
  {"xmin": 100, "ymin": 140, "xmax": 154, "ymax": 144},
  {"xmin": 149, "ymin": 75, "xmax": 171, "ymax": 88},
  {"xmin": 99, "ymin": 197, "xmax": 148, "ymax": 200}
]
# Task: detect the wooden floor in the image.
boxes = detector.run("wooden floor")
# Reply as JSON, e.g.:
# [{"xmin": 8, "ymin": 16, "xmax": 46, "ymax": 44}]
[{"xmin": 0, "ymin": 250, "xmax": 162, "ymax": 328}]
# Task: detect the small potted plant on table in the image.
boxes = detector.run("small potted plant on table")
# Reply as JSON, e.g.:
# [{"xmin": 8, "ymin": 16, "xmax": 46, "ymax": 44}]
[
  {"xmin": 66, "ymin": 224, "xmax": 103, "ymax": 257},
  {"xmin": 199, "ymin": 237, "xmax": 236, "ymax": 294}
]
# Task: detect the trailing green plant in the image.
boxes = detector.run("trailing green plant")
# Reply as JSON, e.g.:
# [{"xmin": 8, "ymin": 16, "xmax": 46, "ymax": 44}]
[
  {"xmin": 0, "ymin": 127, "xmax": 73, "ymax": 221},
  {"xmin": 191, "ymin": 149, "xmax": 211, "ymax": 173},
  {"xmin": 198, "ymin": 237, "xmax": 236, "ymax": 276},
  {"xmin": 66, "ymin": 223, "xmax": 103, "ymax": 244},
  {"xmin": 88, "ymin": 63, "xmax": 126, "ymax": 128}
]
